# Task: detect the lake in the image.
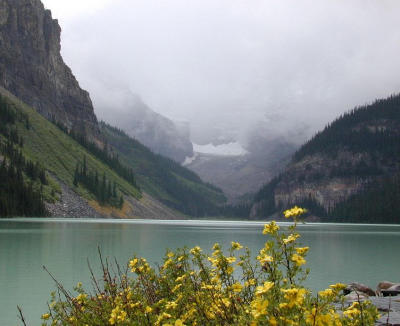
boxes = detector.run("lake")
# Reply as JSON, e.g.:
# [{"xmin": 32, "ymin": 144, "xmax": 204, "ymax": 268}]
[{"xmin": 1, "ymin": 219, "xmax": 400, "ymax": 325}]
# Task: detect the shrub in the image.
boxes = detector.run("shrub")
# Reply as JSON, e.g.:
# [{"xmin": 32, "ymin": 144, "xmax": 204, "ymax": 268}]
[{"xmin": 39, "ymin": 207, "xmax": 378, "ymax": 325}]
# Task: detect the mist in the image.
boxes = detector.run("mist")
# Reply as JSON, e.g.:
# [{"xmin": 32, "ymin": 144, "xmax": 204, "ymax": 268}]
[{"xmin": 42, "ymin": 0, "xmax": 400, "ymax": 147}]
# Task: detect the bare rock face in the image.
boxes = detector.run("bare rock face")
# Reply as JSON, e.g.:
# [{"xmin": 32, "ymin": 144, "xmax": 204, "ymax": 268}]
[
  {"xmin": 0, "ymin": 0, "xmax": 98, "ymax": 134},
  {"xmin": 273, "ymin": 151, "xmax": 371, "ymax": 210}
]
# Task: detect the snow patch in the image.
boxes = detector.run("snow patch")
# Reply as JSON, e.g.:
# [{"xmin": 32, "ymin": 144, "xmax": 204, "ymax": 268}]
[
  {"xmin": 182, "ymin": 153, "xmax": 198, "ymax": 166},
  {"xmin": 193, "ymin": 142, "xmax": 248, "ymax": 156}
]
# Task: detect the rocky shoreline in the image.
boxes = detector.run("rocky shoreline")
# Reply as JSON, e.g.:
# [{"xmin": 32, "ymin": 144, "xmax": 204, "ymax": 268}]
[
  {"xmin": 45, "ymin": 177, "xmax": 104, "ymax": 218},
  {"xmin": 341, "ymin": 282, "xmax": 400, "ymax": 325}
]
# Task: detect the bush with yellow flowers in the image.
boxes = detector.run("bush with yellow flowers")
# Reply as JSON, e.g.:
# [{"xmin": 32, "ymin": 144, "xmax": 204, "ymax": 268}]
[{"xmin": 40, "ymin": 207, "xmax": 379, "ymax": 325}]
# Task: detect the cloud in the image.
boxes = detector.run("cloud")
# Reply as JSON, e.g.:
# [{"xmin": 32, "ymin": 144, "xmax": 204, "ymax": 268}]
[{"xmin": 43, "ymin": 0, "xmax": 400, "ymax": 145}]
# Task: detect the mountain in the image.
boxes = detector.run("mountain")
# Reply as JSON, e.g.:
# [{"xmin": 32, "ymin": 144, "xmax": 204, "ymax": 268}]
[
  {"xmin": 0, "ymin": 0, "xmax": 225, "ymax": 218},
  {"xmin": 99, "ymin": 93, "xmax": 193, "ymax": 163},
  {"xmin": 185, "ymin": 139, "xmax": 297, "ymax": 202},
  {"xmin": 250, "ymin": 94, "xmax": 400, "ymax": 223},
  {"xmin": 0, "ymin": 87, "xmax": 154, "ymax": 218},
  {"xmin": 0, "ymin": 0, "xmax": 98, "ymax": 135}
]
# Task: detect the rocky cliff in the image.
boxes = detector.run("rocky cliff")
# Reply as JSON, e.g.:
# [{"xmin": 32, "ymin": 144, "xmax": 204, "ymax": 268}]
[{"xmin": 0, "ymin": 0, "xmax": 98, "ymax": 134}]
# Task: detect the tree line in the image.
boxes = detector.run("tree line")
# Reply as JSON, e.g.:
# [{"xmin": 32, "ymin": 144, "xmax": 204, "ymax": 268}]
[
  {"xmin": 52, "ymin": 119, "xmax": 140, "ymax": 192},
  {"xmin": 73, "ymin": 156, "xmax": 124, "ymax": 208},
  {"xmin": 294, "ymin": 94, "xmax": 400, "ymax": 162},
  {"xmin": 0, "ymin": 95, "xmax": 48, "ymax": 217}
]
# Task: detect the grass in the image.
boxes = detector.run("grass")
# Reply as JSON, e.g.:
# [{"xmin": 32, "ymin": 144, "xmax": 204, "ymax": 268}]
[{"xmin": 0, "ymin": 88, "xmax": 141, "ymax": 206}]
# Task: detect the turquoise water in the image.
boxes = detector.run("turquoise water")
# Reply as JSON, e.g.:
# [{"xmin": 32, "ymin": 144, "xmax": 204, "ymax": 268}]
[{"xmin": 1, "ymin": 219, "xmax": 400, "ymax": 325}]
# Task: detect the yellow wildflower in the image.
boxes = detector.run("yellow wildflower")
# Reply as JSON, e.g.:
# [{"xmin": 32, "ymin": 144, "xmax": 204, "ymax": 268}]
[
  {"xmin": 343, "ymin": 302, "xmax": 361, "ymax": 318},
  {"xmin": 283, "ymin": 233, "xmax": 300, "ymax": 244},
  {"xmin": 213, "ymin": 243, "xmax": 221, "ymax": 250},
  {"xmin": 295, "ymin": 246, "xmax": 309, "ymax": 255},
  {"xmin": 318, "ymin": 288, "xmax": 334, "ymax": 298},
  {"xmin": 109, "ymin": 306, "xmax": 127, "ymax": 325},
  {"xmin": 263, "ymin": 221, "xmax": 279, "ymax": 234},
  {"xmin": 166, "ymin": 301, "xmax": 178, "ymax": 310},
  {"xmin": 175, "ymin": 274, "xmax": 187, "ymax": 283},
  {"xmin": 231, "ymin": 241, "xmax": 243, "ymax": 250},
  {"xmin": 281, "ymin": 288, "xmax": 307, "ymax": 308},
  {"xmin": 41, "ymin": 313, "xmax": 50, "ymax": 320},
  {"xmin": 163, "ymin": 258, "xmax": 173, "ymax": 269},
  {"xmin": 283, "ymin": 206, "xmax": 307, "ymax": 218},
  {"xmin": 172, "ymin": 283, "xmax": 182, "ymax": 293},
  {"xmin": 226, "ymin": 256, "xmax": 236, "ymax": 264},
  {"xmin": 245, "ymin": 278, "xmax": 256, "ymax": 287},
  {"xmin": 258, "ymin": 255, "xmax": 273, "ymax": 265},
  {"xmin": 251, "ymin": 298, "xmax": 269, "ymax": 319},
  {"xmin": 190, "ymin": 246, "xmax": 202, "ymax": 255},
  {"xmin": 291, "ymin": 253, "xmax": 306, "ymax": 266},
  {"xmin": 269, "ymin": 316, "xmax": 278, "ymax": 326},
  {"xmin": 232, "ymin": 282, "xmax": 243, "ymax": 293},
  {"xmin": 129, "ymin": 258, "xmax": 138, "ymax": 271},
  {"xmin": 330, "ymin": 283, "xmax": 347, "ymax": 292},
  {"xmin": 255, "ymin": 281, "xmax": 274, "ymax": 296}
]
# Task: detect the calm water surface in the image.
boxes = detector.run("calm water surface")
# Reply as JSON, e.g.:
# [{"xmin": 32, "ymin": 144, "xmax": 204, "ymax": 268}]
[{"xmin": 1, "ymin": 219, "xmax": 400, "ymax": 325}]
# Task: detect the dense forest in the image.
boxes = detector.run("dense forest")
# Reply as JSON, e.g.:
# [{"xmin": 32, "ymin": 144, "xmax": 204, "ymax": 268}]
[
  {"xmin": 0, "ymin": 95, "xmax": 48, "ymax": 217},
  {"xmin": 328, "ymin": 175, "xmax": 400, "ymax": 223},
  {"xmin": 294, "ymin": 94, "xmax": 400, "ymax": 162}
]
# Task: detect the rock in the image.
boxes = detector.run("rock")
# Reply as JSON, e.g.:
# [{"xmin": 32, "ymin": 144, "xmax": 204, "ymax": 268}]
[
  {"xmin": 45, "ymin": 176, "xmax": 104, "ymax": 218},
  {"xmin": 344, "ymin": 282, "xmax": 376, "ymax": 297},
  {"xmin": 0, "ymin": 0, "xmax": 98, "ymax": 135},
  {"xmin": 376, "ymin": 311, "xmax": 400, "ymax": 325},
  {"xmin": 377, "ymin": 282, "xmax": 400, "ymax": 296},
  {"xmin": 371, "ymin": 296, "xmax": 400, "ymax": 325},
  {"xmin": 344, "ymin": 290, "xmax": 370, "ymax": 302},
  {"xmin": 382, "ymin": 286, "xmax": 400, "ymax": 297}
]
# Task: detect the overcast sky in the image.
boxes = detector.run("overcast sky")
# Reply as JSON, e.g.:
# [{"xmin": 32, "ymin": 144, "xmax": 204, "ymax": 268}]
[{"xmin": 41, "ymin": 0, "xmax": 400, "ymax": 145}]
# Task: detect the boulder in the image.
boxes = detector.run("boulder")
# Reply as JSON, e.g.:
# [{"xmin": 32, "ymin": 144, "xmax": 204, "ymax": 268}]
[
  {"xmin": 377, "ymin": 282, "xmax": 400, "ymax": 296},
  {"xmin": 344, "ymin": 282, "xmax": 375, "ymax": 297},
  {"xmin": 344, "ymin": 290, "xmax": 370, "ymax": 302}
]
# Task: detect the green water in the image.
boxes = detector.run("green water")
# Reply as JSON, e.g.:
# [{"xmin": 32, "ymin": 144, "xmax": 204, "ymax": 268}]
[{"xmin": 1, "ymin": 219, "xmax": 400, "ymax": 325}]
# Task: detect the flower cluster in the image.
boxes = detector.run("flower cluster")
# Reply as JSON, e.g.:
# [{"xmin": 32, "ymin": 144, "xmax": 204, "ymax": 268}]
[
  {"xmin": 283, "ymin": 206, "xmax": 307, "ymax": 219},
  {"xmin": 40, "ymin": 207, "xmax": 378, "ymax": 325}
]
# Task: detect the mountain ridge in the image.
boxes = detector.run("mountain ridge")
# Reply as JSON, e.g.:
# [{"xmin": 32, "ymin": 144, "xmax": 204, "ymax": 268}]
[{"xmin": 250, "ymin": 94, "xmax": 400, "ymax": 223}]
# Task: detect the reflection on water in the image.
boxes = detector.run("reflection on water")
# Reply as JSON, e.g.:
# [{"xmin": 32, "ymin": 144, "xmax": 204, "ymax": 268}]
[{"xmin": 0, "ymin": 219, "xmax": 399, "ymax": 325}]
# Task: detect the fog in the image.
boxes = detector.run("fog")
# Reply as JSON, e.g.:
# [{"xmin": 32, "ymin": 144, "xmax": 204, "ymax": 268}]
[{"xmin": 42, "ymin": 0, "xmax": 400, "ymax": 146}]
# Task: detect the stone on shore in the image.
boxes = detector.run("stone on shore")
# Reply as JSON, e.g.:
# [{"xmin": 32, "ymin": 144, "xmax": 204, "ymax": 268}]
[{"xmin": 344, "ymin": 282, "xmax": 376, "ymax": 297}]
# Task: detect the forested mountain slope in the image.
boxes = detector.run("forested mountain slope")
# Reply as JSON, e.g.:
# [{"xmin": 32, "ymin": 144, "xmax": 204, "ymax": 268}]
[
  {"xmin": 250, "ymin": 94, "xmax": 400, "ymax": 223},
  {"xmin": 0, "ymin": 0, "xmax": 226, "ymax": 218},
  {"xmin": 0, "ymin": 88, "xmax": 148, "ymax": 217},
  {"xmin": 0, "ymin": 85, "xmax": 225, "ymax": 218},
  {"xmin": 100, "ymin": 122, "xmax": 226, "ymax": 216}
]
